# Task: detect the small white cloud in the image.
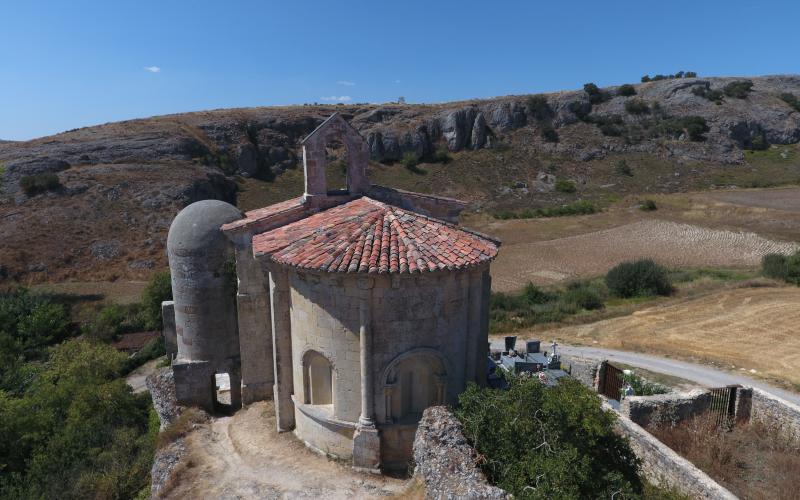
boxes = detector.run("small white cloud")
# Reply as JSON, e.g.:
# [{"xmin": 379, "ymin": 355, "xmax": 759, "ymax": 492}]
[
  {"xmin": 321, "ymin": 95, "xmax": 352, "ymax": 102},
  {"xmin": 144, "ymin": 66, "xmax": 161, "ymax": 73},
  {"xmin": 337, "ymin": 80, "xmax": 356, "ymax": 86},
  {"xmin": 394, "ymin": 79, "xmax": 401, "ymax": 84}
]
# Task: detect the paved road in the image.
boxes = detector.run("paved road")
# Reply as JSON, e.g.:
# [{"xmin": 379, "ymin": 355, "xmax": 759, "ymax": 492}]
[{"xmin": 490, "ymin": 340, "xmax": 800, "ymax": 406}]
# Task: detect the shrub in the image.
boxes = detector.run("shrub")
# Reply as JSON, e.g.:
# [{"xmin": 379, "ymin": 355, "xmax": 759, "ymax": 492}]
[
  {"xmin": 568, "ymin": 100, "xmax": 592, "ymax": 120},
  {"xmin": 780, "ymin": 92, "xmax": 800, "ymax": 112},
  {"xmin": 624, "ymin": 99, "xmax": 650, "ymax": 115},
  {"xmin": 457, "ymin": 377, "xmax": 643, "ymax": 498},
  {"xmin": 605, "ymin": 259, "xmax": 673, "ymax": 298},
  {"xmin": 493, "ymin": 201, "xmax": 598, "ymax": 220},
  {"xmin": 562, "ymin": 281, "xmax": 604, "ymax": 310},
  {"xmin": 685, "ymin": 71, "xmax": 697, "ymax": 78},
  {"xmin": 657, "ymin": 116, "xmax": 708, "ymax": 141},
  {"xmin": 523, "ymin": 283, "xmax": 556, "ymax": 305},
  {"xmin": 583, "ymin": 82, "xmax": 607, "ymax": 104},
  {"xmin": 692, "ymin": 85, "xmax": 724, "ymax": 104},
  {"xmin": 761, "ymin": 253, "xmax": 788, "ymax": 280},
  {"xmin": 19, "ymin": 173, "xmax": 61, "ymax": 196},
  {"xmin": 723, "ymin": 80, "xmax": 754, "ymax": 99},
  {"xmin": 555, "ymin": 179, "xmax": 577, "ymax": 193},
  {"xmin": 401, "ymin": 151, "xmax": 425, "ymax": 174},
  {"xmin": 640, "ymin": 199, "xmax": 657, "ymax": 211},
  {"xmin": 615, "ymin": 159, "xmax": 633, "ymax": 176},
  {"xmin": 788, "ymin": 251, "xmax": 800, "ymax": 284},
  {"xmin": 431, "ymin": 148, "xmax": 451, "ymax": 164},
  {"xmin": 141, "ymin": 271, "xmax": 172, "ymax": 330},
  {"xmin": 85, "ymin": 304, "xmax": 128, "ymax": 342},
  {"xmin": 526, "ymin": 95, "xmax": 553, "ymax": 121},
  {"xmin": 641, "ymin": 75, "xmax": 651, "ymax": 83},
  {"xmin": 618, "ymin": 84, "xmax": 636, "ymax": 96},
  {"xmin": 620, "ymin": 371, "xmax": 668, "ymax": 396},
  {"xmin": 540, "ymin": 125, "xmax": 559, "ymax": 142}
]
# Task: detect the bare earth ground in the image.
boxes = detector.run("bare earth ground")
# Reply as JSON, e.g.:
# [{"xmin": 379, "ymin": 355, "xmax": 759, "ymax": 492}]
[
  {"xmin": 469, "ymin": 187, "xmax": 800, "ymax": 292},
  {"xmin": 527, "ymin": 286, "xmax": 800, "ymax": 389},
  {"xmin": 163, "ymin": 401, "xmax": 409, "ymax": 499}
]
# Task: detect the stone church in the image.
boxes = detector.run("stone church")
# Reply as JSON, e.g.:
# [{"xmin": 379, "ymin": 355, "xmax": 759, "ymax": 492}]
[{"xmin": 163, "ymin": 113, "xmax": 500, "ymax": 470}]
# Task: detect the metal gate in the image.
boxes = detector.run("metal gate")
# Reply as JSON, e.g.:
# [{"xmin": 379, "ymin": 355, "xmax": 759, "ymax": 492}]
[
  {"xmin": 600, "ymin": 362, "xmax": 624, "ymax": 400},
  {"xmin": 709, "ymin": 386, "xmax": 738, "ymax": 426}
]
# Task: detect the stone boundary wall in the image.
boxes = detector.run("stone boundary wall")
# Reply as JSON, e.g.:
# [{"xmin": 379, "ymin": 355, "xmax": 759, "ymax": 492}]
[
  {"xmin": 620, "ymin": 389, "xmax": 712, "ymax": 428},
  {"xmin": 560, "ymin": 355, "xmax": 600, "ymax": 390},
  {"xmin": 607, "ymin": 402, "xmax": 737, "ymax": 500},
  {"xmin": 413, "ymin": 406, "xmax": 509, "ymax": 499},
  {"xmin": 748, "ymin": 387, "xmax": 800, "ymax": 439}
]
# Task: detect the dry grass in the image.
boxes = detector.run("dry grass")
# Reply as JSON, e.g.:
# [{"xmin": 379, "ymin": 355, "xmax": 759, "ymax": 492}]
[
  {"xmin": 649, "ymin": 415, "xmax": 800, "ymax": 500},
  {"xmin": 532, "ymin": 285, "xmax": 800, "ymax": 388},
  {"xmin": 156, "ymin": 408, "xmax": 209, "ymax": 449}
]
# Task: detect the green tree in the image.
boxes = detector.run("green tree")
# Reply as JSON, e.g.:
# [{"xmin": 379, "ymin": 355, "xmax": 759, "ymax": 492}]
[
  {"xmin": 141, "ymin": 271, "xmax": 172, "ymax": 330},
  {"xmin": 618, "ymin": 84, "xmax": 636, "ymax": 96},
  {"xmin": 457, "ymin": 377, "xmax": 642, "ymax": 498}
]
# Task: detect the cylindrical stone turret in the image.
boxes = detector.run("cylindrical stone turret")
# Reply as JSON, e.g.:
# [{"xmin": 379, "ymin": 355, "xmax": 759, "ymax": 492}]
[{"xmin": 167, "ymin": 199, "xmax": 242, "ymax": 367}]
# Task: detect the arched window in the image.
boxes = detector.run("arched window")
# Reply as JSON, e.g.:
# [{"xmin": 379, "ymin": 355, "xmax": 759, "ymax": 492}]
[
  {"xmin": 304, "ymin": 351, "xmax": 332, "ymax": 405},
  {"xmin": 383, "ymin": 350, "xmax": 447, "ymax": 424}
]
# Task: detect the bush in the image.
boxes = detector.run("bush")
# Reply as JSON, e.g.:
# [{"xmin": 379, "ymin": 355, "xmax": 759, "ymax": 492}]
[
  {"xmin": 657, "ymin": 116, "xmax": 708, "ymax": 141},
  {"xmin": 618, "ymin": 84, "xmax": 636, "ymax": 96},
  {"xmin": 457, "ymin": 377, "xmax": 643, "ymax": 498},
  {"xmin": 431, "ymin": 148, "xmax": 451, "ymax": 164},
  {"xmin": 540, "ymin": 125, "xmax": 559, "ymax": 142},
  {"xmin": 624, "ymin": 99, "xmax": 650, "ymax": 115},
  {"xmin": 141, "ymin": 271, "xmax": 172, "ymax": 330},
  {"xmin": 780, "ymin": 92, "xmax": 800, "ymax": 112},
  {"xmin": 620, "ymin": 371, "xmax": 668, "ymax": 396},
  {"xmin": 615, "ymin": 159, "xmax": 633, "ymax": 176},
  {"xmin": 401, "ymin": 151, "xmax": 425, "ymax": 174},
  {"xmin": 19, "ymin": 173, "xmax": 61, "ymax": 196},
  {"xmin": 562, "ymin": 281, "xmax": 604, "ymax": 310},
  {"xmin": 640, "ymin": 199, "xmax": 657, "ymax": 211},
  {"xmin": 761, "ymin": 253, "xmax": 788, "ymax": 280},
  {"xmin": 692, "ymin": 85, "xmax": 724, "ymax": 104},
  {"xmin": 605, "ymin": 259, "xmax": 673, "ymax": 298},
  {"xmin": 523, "ymin": 283, "xmax": 556, "ymax": 305},
  {"xmin": 555, "ymin": 179, "xmax": 577, "ymax": 193},
  {"xmin": 584, "ymin": 82, "xmax": 607, "ymax": 104},
  {"xmin": 567, "ymin": 100, "xmax": 592, "ymax": 121},
  {"xmin": 641, "ymin": 75, "xmax": 651, "ymax": 83},
  {"xmin": 526, "ymin": 95, "xmax": 554, "ymax": 121},
  {"xmin": 85, "ymin": 304, "xmax": 128, "ymax": 342},
  {"xmin": 723, "ymin": 80, "xmax": 754, "ymax": 99},
  {"xmin": 493, "ymin": 201, "xmax": 598, "ymax": 220}
]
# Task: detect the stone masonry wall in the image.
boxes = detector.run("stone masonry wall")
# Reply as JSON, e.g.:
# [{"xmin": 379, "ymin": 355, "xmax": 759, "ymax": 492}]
[
  {"xmin": 413, "ymin": 406, "xmax": 509, "ymax": 500},
  {"xmin": 620, "ymin": 390, "xmax": 713, "ymax": 428},
  {"xmin": 749, "ymin": 388, "xmax": 800, "ymax": 439},
  {"xmin": 560, "ymin": 355, "xmax": 600, "ymax": 390}
]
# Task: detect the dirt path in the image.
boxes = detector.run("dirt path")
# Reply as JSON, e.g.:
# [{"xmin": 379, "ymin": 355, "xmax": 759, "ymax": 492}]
[
  {"xmin": 163, "ymin": 402, "xmax": 408, "ymax": 499},
  {"xmin": 125, "ymin": 357, "xmax": 163, "ymax": 393}
]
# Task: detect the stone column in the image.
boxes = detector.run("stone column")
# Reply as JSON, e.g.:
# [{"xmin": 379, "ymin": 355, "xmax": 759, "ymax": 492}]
[
  {"xmin": 161, "ymin": 300, "xmax": 177, "ymax": 361},
  {"xmin": 353, "ymin": 292, "xmax": 380, "ymax": 471},
  {"xmin": 269, "ymin": 264, "xmax": 295, "ymax": 432},
  {"xmin": 234, "ymin": 237, "xmax": 274, "ymax": 405}
]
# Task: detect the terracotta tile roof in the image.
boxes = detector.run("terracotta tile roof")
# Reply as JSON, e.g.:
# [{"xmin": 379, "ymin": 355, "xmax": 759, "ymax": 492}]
[
  {"xmin": 221, "ymin": 197, "xmax": 304, "ymax": 231},
  {"xmin": 252, "ymin": 197, "xmax": 499, "ymax": 274}
]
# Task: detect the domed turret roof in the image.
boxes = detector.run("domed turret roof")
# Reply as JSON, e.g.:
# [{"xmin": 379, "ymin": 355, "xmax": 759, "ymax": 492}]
[{"xmin": 167, "ymin": 199, "xmax": 242, "ymax": 252}]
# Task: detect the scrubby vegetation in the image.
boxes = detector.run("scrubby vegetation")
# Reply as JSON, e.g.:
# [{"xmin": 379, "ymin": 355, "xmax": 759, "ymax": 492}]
[
  {"xmin": 615, "ymin": 159, "xmax": 633, "ymax": 176},
  {"xmin": 401, "ymin": 151, "xmax": 426, "ymax": 174},
  {"xmin": 494, "ymin": 200, "xmax": 598, "ymax": 220},
  {"xmin": 620, "ymin": 371, "xmax": 668, "ymax": 396},
  {"xmin": 457, "ymin": 376, "xmax": 643, "ymax": 498},
  {"xmin": 692, "ymin": 85, "xmax": 724, "ymax": 104},
  {"xmin": 583, "ymin": 82, "xmax": 609, "ymax": 104},
  {"xmin": 780, "ymin": 92, "xmax": 800, "ymax": 112},
  {"xmin": 605, "ymin": 259, "xmax": 673, "ymax": 298},
  {"xmin": 19, "ymin": 172, "xmax": 61, "ymax": 196},
  {"xmin": 526, "ymin": 95, "xmax": 554, "ymax": 121},
  {"xmin": 624, "ymin": 99, "xmax": 650, "ymax": 115},
  {"xmin": 555, "ymin": 179, "xmax": 577, "ymax": 193},
  {"xmin": 0, "ymin": 271, "xmax": 173, "ymax": 497},
  {"xmin": 639, "ymin": 199, "xmax": 657, "ymax": 211},
  {"xmin": 489, "ymin": 281, "xmax": 605, "ymax": 332},
  {"xmin": 540, "ymin": 124, "xmax": 559, "ymax": 142},
  {"xmin": 723, "ymin": 80, "xmax": 754, "ymax": 99},
  {"xmin": 618, "ymin": 84, "xmax": 636, "ymax": 96},
  {"xmin": 641, "ymin": 71, "xmax": 696, "ymax": 82},
  {"xmin": 761, "ymin": 251, "xmax": 800, "ymax": 284}
]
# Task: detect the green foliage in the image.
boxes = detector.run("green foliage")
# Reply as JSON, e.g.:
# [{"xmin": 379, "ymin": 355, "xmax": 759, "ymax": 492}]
[
  {"xmin": 780, "ymin": 92, "xmax": 800, "ymax": 112},
  {"xmin": 762, "ymin": 253, "xmax": 789, "ymax": 280},
  {"xmin": 141, "ymin": 271, "xmax": 172, "ymax": 330},
  {"xmin": 527, "ymin": 95, "xmax": 554, "ymax": 121},
  {"xmin": 606, "ymin": 259, "xmax": 674, "ymax": 298},
  {"xmin": 0, "ymin": 339, "xmax": 155, "ymax": 499},
  {"xmin": 540, "ymin": 125, "xmax": 559, "ymax": 142},
  {"xmin": 19, "ymin": 173, "xmax": 61, "ymax": 196},
  {"xmin": 618, "ymin": 84, "xmax": 636, "ymax": 96},
  {"xmin": 583, "ymin": 82, "xmax": 608, "ymax": 104},
  {"xmin": 494, "ymin": 200, "xmax": 598, "ymax": 220},
  {"xmin": 456, "ymin": 377, "xmax": 642, "ymax": 499},
  {"xmin": 620, "ymin": 371, "xmax": 668, "ymax": 396},
  {"xmin": 523, "ymin": 283, "xmax": 557, "ymax": 305},
  {"xmin": 122, "ymin": 336, "xmax": 166, "ymax": 375},
  {"xmin": 432, "ymin": 148, "xmax": 451, "ymax": 164},
  {"xmin": 640, "ymin": 199, "xmax": 658, "ymax": 211},
  {"xmin": 691, "ymin": 85, "xmax": 724, "ymax": 104},
  {"xmin": 555, "ymin": 179, "xmax": 577, "ymax": 193},
  {"xmin": 723, "ymin": 80, "xmax": 754, "ymax": 99},
  {"xmin": 562, "ymin": 281, "xmax": 604, "ymax": 310},
  {"xmin": 615, "ymin": 159, "xmax": 633, "ymax": 176},
  {"xmin": 656, "ymin": 116, "xmax": 709, "ymax": 141},
  {"xmin": 84, "ymin": 303, "xmax": 131, "ymax": 342},
  {"xmin": 401, "ymin": 151, "xmax": 426, "ymax": 174},
  {"xmin": 624, "ymin": 99, "xmax": 650, "ymax": 115},
  {"xmin": 567, "ymin": 100, "xmax": 592, "ymax": 121}
]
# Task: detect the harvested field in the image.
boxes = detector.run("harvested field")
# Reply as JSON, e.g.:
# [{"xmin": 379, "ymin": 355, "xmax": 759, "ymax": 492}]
[
  {"xmin": 704, "ymin": 187, "xmax": 800, "ymax": 213},
  {"xmin": 534, "ymin": 286, "xmax": 800, "ymax": 388},
  {"xmin": 490, "ymin": 219, "xmax": 798, "ymax": 292},
  {"xmin": 162, "ymin": 401, "xmax": 408, "ymax": 499}
]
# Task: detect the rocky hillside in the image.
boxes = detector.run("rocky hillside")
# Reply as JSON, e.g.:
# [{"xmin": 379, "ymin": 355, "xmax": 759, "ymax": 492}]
[{"xmin": 2, "ymin": 74, "xmax": 800, "ymax": 283}]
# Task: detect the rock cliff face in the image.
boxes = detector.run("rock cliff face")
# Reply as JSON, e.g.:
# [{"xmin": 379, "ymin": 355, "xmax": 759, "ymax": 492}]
[{"xmin": 1, "ymin": 75, "xmax": 799, "ymax": 283}]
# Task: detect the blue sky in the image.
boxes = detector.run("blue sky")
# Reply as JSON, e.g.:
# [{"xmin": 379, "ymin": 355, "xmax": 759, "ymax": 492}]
[{"xmin": 2, "ymin": 0, "xmax": 799, "ymax": 140}]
